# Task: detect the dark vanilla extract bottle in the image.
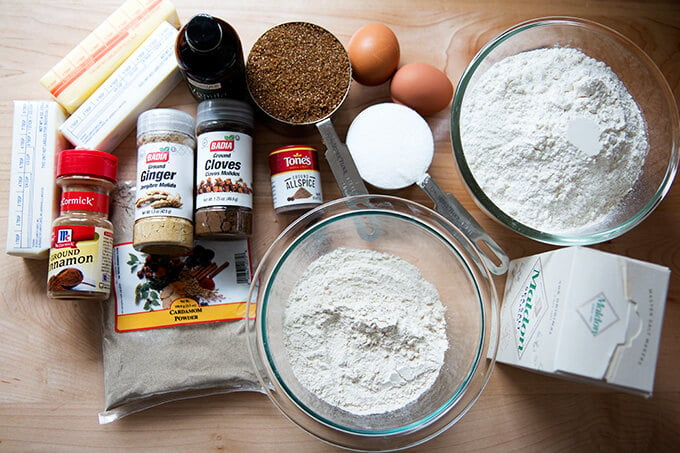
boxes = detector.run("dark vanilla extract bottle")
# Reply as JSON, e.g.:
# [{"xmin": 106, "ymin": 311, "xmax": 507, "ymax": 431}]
[{"xmin": 175, "ymin": 14, "xmax": 247, "ymax": 101}]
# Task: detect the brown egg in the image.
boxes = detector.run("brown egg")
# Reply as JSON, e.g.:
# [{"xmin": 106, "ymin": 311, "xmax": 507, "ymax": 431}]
[
  {"xmin": 348, "ymin": 23, "xmax": 400, "ymax": 86},
  {"xmin": 390, "ymin": 62, "xmax": 454, "ymax": 116}
]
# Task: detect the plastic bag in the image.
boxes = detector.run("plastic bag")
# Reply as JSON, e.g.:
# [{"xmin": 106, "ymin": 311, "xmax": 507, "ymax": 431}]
[{"xmin": 99, "ymin": 182, "xmax": 262, "ymax": 423}]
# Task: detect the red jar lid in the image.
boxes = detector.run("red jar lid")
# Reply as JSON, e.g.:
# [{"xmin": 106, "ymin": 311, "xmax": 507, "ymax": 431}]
[{"xmin": 56, "ymin": 149, "xmax": 118, "ymax": 182}]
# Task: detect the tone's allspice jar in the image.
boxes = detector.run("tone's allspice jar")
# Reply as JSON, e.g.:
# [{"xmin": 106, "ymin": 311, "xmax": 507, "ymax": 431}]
[
  {"xmin": 133, "ymin": 109, "xmax": 196, "ymax": 255},
  {"xmin": 195, "ymin": 99, "xmax": 254, "ymax": 238},
  {"xmin": 269, "ymin": 145, "xmax": 323, "ymax": 214}
]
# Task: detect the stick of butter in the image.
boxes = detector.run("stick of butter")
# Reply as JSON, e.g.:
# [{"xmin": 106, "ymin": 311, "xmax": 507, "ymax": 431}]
[
  {"xmin": 60, "ymin": 22, "xmax": 181, "ymax": 153},
  {"xmin": 6, "ymin": 101, "xmax": 67, "ymax": 259},
  {"xmin": 40, "ymin": 0, "xmax": 180, "ymax": 114}
]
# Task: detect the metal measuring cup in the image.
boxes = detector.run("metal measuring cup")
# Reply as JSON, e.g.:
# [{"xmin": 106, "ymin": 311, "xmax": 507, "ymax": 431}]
[
  {"xmin": 245, "ymin": 21, "xmax": 368, "ymax": 199},
  {"xmin": 245, "ymin": 22, "xmax": 507, "ymax": 274},
  {"xmin": 345, "ymin": 103, "xmax": 509, "ymax": 275}
]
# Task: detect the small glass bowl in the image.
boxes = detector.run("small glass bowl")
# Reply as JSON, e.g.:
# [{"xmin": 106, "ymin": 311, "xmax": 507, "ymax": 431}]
[
  {"xmin": 451, "ymin": 17, "xmax": 679, "ymax": 245},
  {"xmin": 246, "ymin": 195, "xmax": 498, "ymax": 451}
]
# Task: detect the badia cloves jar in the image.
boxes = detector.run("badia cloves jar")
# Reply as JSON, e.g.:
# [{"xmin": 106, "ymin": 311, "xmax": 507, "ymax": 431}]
[{"xmin": 195, "ymin": 99, "xmax": 254, "ymax": 238}]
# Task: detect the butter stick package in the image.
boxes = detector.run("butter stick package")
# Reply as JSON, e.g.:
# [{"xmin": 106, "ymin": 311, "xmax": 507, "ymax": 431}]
[
  {"xmin": 40, "ymin": 0, "xmax": 180, "ymax": 113},
  {"xmin": 497, "ymin": 246, "xmax": 670, "ymax": 397},
  {"xmin": 6, "ymin": 101, "xmax": 67, "ymax": 259},
  {"xmin": 60, "ymin": 21, "xmax": 181, "ymax": 153}
]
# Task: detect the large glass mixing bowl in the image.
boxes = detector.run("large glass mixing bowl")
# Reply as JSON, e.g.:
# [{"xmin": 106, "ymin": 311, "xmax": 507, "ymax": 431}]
[
  {"xmin": 246, "ymin": 195, "xmax": 498, "ymax": 451},
  {"xmin": 451, "ymin": 17, "xmax": 679, "ymax": 245}
]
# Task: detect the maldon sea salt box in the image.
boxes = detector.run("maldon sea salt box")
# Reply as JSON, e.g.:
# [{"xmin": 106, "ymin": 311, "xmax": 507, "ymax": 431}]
[{"xmin": 497, "ymin": 246, "xmax": 670, "ymax": 397}]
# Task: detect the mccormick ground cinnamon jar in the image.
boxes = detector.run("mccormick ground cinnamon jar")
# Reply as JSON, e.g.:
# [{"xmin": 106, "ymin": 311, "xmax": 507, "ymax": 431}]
[
  {"xmin": 47, "ymin": 149, "xmax": 118, "ymax": 300},
  {"xmin": 268, "ymin": 145, "xmax": 323, "ymax": 214}
]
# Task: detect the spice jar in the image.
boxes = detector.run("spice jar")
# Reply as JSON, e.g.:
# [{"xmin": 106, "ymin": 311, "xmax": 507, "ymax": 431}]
[
  {"xmin": 269, "ymin": 145, "xmax": 323, "ymax": 214},
  {"xmin": 175, "ymin": 14, "xmax": 247, "ymax": 101},
  {"xmin": 195, "ymin": 99, "xmax": 254, "ymax": 238},
  {"xmin": 134, "ymin": 109, "xmax": 196, "ymax": 255},
  {"xmin": 48, "ymin": 149, "xmax": 118, "ymax": 300}
]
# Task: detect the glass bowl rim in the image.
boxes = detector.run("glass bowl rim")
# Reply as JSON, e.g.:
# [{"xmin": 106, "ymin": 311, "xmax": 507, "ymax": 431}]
[
  {"xmin": 246, "ymin": 194, "xmax": 500, "ymax": 448},
  {"xmin": 261, "ymin": 209, "xmax": 484, "ymax": 435},
  {"xmin": 450, "ymin": 16, "xmax": 680, "ymax": 245}
]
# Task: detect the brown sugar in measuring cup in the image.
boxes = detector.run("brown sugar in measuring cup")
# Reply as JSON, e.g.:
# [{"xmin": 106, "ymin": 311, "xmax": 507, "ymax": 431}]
[
  {"xmin": 246, "ymin": 22, "xmax": 368, "ymax": 198},
  {"xmin": 246, "ymin": 22, "xmax": 350, "ymax": 128}
]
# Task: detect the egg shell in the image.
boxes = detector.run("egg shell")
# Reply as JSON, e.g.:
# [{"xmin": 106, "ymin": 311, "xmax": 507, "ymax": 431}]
[
  {"xmin": 348, "ymin": 23, "xmax": 400, "ymax": 86},
  {"xmin": 390, "ymin": 62, "xmax": 454, "ymax": 116}
]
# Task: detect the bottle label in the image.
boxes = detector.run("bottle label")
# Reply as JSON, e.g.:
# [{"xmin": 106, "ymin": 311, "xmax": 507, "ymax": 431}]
[
  {"xmin": 184, "ymin": 75, "xmax": 225, "ymax": 100},
  {"xmin": 135, "ymin": 141, "xmax": 194, "ymax": 222},
  {"xmin": 196, "ymin": 130, "xmax": 253, "ymax": 209},
  {"xmin": 60, "ymin": 191, "xmax": 109, "ymax": 214},
  {"xmin": 269, "ymin": 146, "xmax": 323, "ymax": 210},
  {"xmin": 187, "ymin": 77, "xmax": 222, "ymax": 91},
  {"xmin": 48, "ymin": 225, "xmax": 113, "ymax": 295}
]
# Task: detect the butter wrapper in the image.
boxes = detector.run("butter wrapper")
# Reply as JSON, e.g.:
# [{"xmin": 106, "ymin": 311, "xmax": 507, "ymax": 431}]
[
  {"xmin": 60, "ymin": 21, "xmax": 181, "ymax": 153},
  {"xmin": 40, "ymin": 0, "xmax": 179, "ymax": 113},
  {"xmin": 6, "ymin": 101, "xmax": 67, "ymax": 259}
]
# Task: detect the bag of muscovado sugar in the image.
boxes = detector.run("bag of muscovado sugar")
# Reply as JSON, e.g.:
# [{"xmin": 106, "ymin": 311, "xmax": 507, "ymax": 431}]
[{"xmin": 99, "ymin": 182, "xmax": 262, "ymax": 424}]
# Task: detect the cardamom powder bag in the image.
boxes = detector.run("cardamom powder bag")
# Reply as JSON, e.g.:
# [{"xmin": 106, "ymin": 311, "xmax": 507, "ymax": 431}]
[{"xmin": 99, "ymin": 182, "xmax": 262, "ymax": 424}]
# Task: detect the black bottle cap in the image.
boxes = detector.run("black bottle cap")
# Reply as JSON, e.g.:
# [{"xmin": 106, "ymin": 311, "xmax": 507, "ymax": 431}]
[{"xmin": 185, "ymin": 14, "xmax": 222, "ymax": 53}]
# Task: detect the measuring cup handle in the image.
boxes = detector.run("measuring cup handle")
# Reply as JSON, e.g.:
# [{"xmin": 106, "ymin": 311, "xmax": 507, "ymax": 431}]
[
  {"xmin": 316, "ymin": 119, "xmax": 380, "ymax": 242},
  {"xmin": 317, "ymin": 119, "xmax": 368, "ymax": 197},
  {"xmin": 418, "ymin": 174, "xmax": 509, "ymax": 275}
]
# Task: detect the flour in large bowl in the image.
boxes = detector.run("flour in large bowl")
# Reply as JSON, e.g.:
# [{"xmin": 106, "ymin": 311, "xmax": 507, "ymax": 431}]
[
  {"xmin": 460, "ymin": 47, "xmax": 649, "ymax": 233},
  {"xmin": 283, "ymin": 247, "xmax": 449, "ymax": 416}
]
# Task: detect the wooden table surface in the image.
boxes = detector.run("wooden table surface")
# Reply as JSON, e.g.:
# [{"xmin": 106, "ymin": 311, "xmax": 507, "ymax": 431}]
[{"xmin": 1, "ymin": 0, "xmax": 679, "ymax": 451}]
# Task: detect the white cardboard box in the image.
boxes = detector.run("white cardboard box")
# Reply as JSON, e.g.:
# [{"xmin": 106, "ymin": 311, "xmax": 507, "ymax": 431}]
[{"xmin": 497, "ymin": 246, "xmax": 670, "ymax": 397}]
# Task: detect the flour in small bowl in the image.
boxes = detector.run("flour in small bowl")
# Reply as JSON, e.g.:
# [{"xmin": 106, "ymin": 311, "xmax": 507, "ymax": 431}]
[
  {"xmin": 283, "ymin": 248, "xmax": 448, "ymax": 416},
  {"xmin": 460, "ymin": 47, "xmax": 649, "ymax": 233}
]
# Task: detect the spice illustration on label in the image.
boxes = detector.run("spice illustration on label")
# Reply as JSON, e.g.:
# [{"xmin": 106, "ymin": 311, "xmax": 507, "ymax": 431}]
[
  {"xmin": 128, "ymin": 244, "xmax": 228, "ymax": 311},
  {"xmin": 113, "ymin": 241, "xmax": 253, "ymax": 332},
  {"xmin": 48, "ymin": 268, "xmax": 84, "ymax": 291},
  {"xmin": 135, "ymin": 190, "xmax": 183, "ymax": 209},
  {"xmin": 288, "ymin": 187, "xmax": 313, "ymax": 201}
]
